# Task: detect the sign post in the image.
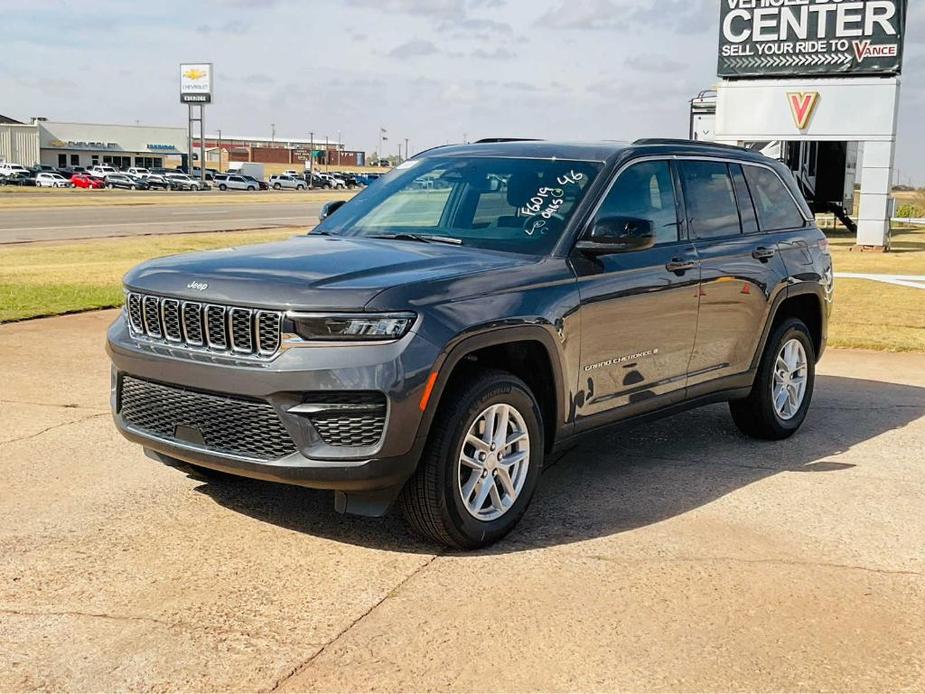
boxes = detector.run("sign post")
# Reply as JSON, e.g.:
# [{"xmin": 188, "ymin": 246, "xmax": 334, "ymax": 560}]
[{"xmin": 180, "ymin": 63, "xmax": 213, "ymax": 184}]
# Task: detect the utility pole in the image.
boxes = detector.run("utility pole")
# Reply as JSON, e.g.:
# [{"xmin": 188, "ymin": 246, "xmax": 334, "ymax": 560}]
[
  {"xmin": 337, "ymin": 130, "xmax": 342, "ymax": 168},
  {"xmin": 271, "ymin": 123, "xmax": 276, "ymax": 143},
  {"xmin": 217, "ymin": 129, "xmax": 222, "ymax": 172},
  {"xmin": 405, "ymin": 137, "xmax": 409, "ymax": 161},
  {"xmin": 325, "ymin": 134, "xmax": 329, "ymax": 173},
  {"xmin": 308, "ymin": 130, "xmax": 314, "ymax": 187}
]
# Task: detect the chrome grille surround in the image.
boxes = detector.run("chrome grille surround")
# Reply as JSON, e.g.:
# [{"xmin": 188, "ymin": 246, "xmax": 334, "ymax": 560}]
[
  {"xmin": 125, "ymin": 292, "xmax": 282, "ymax": 360},
  {"xmin": 161, "ymin": 299, "xmax": 182, "ymax": 342}
]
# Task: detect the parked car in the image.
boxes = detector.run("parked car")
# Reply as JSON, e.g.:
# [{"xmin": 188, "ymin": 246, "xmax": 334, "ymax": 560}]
[
  {"xmin": 35, "ymin": 172, "xmax": 73, "ymax": 188},
  {"xmin": 108, "ymin": 139, "xmax": 833, "ymax": 548},
  {"xmin": 316, "ymin": 173, "xmax": 347, "ymax": 189},
  {"xmin": 240, "ymin": 174, "xmax": 269, "ymax": 191},
  {"xmin": 71, "ymin": 173, "xmax": 105, "ymax": 189},
  {"xmin": 0, "ymin": 163, "xmax": 30, "ymax": 177},
  {"xmin": 333, "ymin": 172, "xmax": 359, "ymax": 189},
  {"xmin": 88, "ymin": 165, "xmax": 119, "ymax": 177},
  {"xmin": 269, "ymin": 174, "xmax": 306, "ymax": 190},
  {"xmin": 104, "ymin": 173, "xmax": 149, "ymax": 190},
  {"xmin": 355, "ymin": 173, "xmax": 382, "ymax": 186},
  {"xmin": 144, "ymin": 174, "xmax": 171, "ymax": 190},
  {"xmin": 163, "ymin": 173, "xmax": 203, "ymax": 191},
  {"xmin": 56, "ymin": 166, "xmax": 87, "ymax": 178},
  {"xmin": 126, "ymin": 167, "xmax": 152, "ymax": 178},
  {"xmin": 3, "ymin": 171, "xmax": 37, "ymax": 186},
  {"xmin": 306, "ymin": 173, "xmax": 332, "ymax": 189},
  {"xmin": 214, "ymin": 173, "xmax": 258, "ymax": 191}
]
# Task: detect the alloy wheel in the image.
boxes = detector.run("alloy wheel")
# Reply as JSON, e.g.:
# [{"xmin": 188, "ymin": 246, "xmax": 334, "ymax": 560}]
[
  {"xmin": 772, "ymin": 338, "xmax": 808, "ymax": 420},
  {"xmin": 457, "ymin": 403, "xmax": 530, "ymax": 521}
]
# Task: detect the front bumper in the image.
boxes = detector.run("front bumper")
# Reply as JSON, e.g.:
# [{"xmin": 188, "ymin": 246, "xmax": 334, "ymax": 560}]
[{"xmin": 107, "ymin": 315, "xmax": 440, "ymax": 499}]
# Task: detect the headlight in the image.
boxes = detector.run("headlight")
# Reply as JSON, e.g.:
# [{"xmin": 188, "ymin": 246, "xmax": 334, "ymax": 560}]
[{"xmin": 289, "ymin": 312, "xmax": 416, "ymax": 342}]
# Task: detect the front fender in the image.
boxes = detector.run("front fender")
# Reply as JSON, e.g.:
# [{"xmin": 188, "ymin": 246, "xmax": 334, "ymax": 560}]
[{"xmin": 412, "ymin": 322, "xmax": 571, "ymax": 449}]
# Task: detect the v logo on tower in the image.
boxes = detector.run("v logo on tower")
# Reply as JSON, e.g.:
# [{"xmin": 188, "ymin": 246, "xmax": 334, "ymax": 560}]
[{"xmin": 787, "ymin": 92, "xmax": 820, "ymax": 130}]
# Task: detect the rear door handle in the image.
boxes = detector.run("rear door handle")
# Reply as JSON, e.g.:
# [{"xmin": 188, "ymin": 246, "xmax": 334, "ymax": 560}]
[
  {"xmin": 666, "ymin": 259, "xmax": 696, "ymax": 274},
  {"xmin": 752, "ymin": 246, "xmax": 777, "ymax": 261}
]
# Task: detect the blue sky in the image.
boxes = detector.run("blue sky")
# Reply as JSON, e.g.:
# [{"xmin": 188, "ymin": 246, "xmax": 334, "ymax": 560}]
[{"xmin": 2, "ymin": 0, "xmax": 924, "ymax": 182}]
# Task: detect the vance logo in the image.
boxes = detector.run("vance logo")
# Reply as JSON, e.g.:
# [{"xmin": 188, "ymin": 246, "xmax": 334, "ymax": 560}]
[
  {"xmin": 853, "ymin": 40, "xmax": 899, "ymax": 62},
  {"xmin": 787, "ymin": 92, "xmax": 820, "ymax": 130}
]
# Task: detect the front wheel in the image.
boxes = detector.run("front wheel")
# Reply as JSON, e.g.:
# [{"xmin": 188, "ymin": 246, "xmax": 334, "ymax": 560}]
[
  {"xmin": 219, "ymin": 184, "xmax": 227, "ymax": 191},
  {"xmin": 273, "ymin": 182, "xmax": 281, "ymax": 190},
  {"xmin": 400, "ymin": 369, "xmax": 544, "ymax": 549},
  {"xmin": 730, "ymin": 317, "xmax": 816, "ymax": 440}
]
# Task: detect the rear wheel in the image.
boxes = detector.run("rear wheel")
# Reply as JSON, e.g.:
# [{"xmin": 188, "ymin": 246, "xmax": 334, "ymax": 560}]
[
  {"xmin": 730, "ymin": 318, "xmax": 816, "ymax": 440},
  {"xmin": 400, "ymin": 370, "xmax": 543, "ymax": 549}
]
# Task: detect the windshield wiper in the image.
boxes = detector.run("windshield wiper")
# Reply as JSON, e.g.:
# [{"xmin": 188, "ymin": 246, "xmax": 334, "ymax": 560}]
[{"xmin": 370, "ymin": 233, "xmax": 464, "ymax": 246}]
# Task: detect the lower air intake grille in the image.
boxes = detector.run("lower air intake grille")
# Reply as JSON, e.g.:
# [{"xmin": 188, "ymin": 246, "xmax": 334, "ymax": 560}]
[
  {"xmin": 300, "ymin": 392, "xmax": 387, "ymax": 448},
  {"xmin": 119, "ymin": 376, "xmax": 297, "ymax": 461}
]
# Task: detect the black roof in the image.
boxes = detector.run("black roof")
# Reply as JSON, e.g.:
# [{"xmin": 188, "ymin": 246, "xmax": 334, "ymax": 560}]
[
  {"xmin": 0, "ymin": 114, "xmax": 23, "ymax": 125},
  {"xmin": 419, "ymin": 138, "xmax": 768, "ymax": 165}
]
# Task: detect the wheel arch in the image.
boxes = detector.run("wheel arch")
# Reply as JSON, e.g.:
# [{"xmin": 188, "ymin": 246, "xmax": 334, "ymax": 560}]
[
  {"xmin": 751, "ymin": 284, "xmax": 825, "ymax": 369},
  {"xmin": 417, "ymin": 326, "xmax": 568, "ymax": 453}
]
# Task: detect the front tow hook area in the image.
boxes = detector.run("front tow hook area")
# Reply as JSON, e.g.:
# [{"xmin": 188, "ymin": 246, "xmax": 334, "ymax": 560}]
[{"xmin": 334, "ymin": 488, "xmax": 402, "ymax": 517}]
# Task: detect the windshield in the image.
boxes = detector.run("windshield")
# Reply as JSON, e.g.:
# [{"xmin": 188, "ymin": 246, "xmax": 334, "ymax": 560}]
[{"xmin": 315, "ymin": 155, "xmax": 602, "ymax": 255}]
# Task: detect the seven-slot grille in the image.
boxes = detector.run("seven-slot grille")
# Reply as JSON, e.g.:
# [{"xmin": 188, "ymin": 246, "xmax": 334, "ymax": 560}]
[
  {"xmin": 126, "ymin": 292, "xmax": 281, "ymax": 358},
  {"xmin": 119, "ymin": 376, "xmax": 297, "ymax": 460}
]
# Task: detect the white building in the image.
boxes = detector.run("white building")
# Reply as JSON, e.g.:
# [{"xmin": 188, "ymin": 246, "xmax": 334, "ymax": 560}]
[
  {"xmin": 0, "ymin": 116, "xmax": 40, "ymax": 166},
  {"xmin": 38, "ymin": 121, "xmax": 187, "ymax": 170}
]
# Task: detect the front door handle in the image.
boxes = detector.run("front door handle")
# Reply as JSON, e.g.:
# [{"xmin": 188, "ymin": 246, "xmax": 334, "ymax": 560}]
[
  {"xmin": 666, "ymin": 259, "xmax": 696, "ymax": 274},
  {"xmin": 752, "ymin": 246, "xmax": 777, "ymax": 262}
]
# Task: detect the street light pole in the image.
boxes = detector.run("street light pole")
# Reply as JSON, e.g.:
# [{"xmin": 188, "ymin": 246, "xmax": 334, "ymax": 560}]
[
  {"xmin": 217, "ymin": 128, "xmax": 223, "ymax": 172},
  {"xmin": 325, "ymin": 134, "xmax": 329, "ymax": 173}
]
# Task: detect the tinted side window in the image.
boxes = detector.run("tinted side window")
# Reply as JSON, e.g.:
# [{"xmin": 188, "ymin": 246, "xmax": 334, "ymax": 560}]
[
  {"xmin": 593, "ymin": 160, "xmax": 679, "ymax": 245},
  {"xmin": 679, "ymin": 160, "xmax": 741, "ymax": 239},
  {"xmin": 743, "ymin": 165, "xmax": 806, "ymax": 231},
  {"xmin": 730, "ymin": 164, "xmax": 758, "ymax": 234}
]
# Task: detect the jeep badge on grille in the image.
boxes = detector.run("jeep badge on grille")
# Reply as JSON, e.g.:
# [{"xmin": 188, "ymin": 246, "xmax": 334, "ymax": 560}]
[{"xmin": 187, "ymin": 281, "xmax": 208, "ymax": 291}]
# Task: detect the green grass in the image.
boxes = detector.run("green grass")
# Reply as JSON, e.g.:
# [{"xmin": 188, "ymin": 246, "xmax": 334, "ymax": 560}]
[
  {"xmin": 0, "ymin": 229, "xmax": 299, "ymax": 322},
  {"xmin": 2, "ymin": 224, "xmax": 924, "ymax": 353}
]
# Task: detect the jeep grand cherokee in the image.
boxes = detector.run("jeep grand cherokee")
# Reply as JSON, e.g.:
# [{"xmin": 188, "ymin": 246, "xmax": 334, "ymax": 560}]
[{"xmin": 108, "ymin": 139, "xmax": 833, "ymax": 548}]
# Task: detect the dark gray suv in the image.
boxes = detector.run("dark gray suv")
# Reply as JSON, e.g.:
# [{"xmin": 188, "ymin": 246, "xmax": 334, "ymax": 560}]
[{"xmin": 107, "ymin": 139, "xmax": 833, "ymax": 548}]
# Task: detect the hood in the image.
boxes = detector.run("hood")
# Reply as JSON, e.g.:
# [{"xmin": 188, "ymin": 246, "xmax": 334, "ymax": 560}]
[{"xmin": 123, "ymin": 235, "xmax": 532, "ymax": 310}]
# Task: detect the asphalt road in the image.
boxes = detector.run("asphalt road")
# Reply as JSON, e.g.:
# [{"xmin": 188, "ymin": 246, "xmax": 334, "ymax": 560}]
[
  {"xmin": 0, "ymin": 199, "xmax": 325, "ymax": 243},
  {"xmin": 1, "ymin": 311, "xmax": 923, "ymax": 691}
]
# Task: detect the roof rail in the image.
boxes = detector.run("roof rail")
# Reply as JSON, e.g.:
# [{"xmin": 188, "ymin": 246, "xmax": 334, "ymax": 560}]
[
  {"xmin": 633, "ymin": 138, "xmax": 748, "ymax": 152},
  {"xmin": 474, "ymin": 138, "xmax": 544, "ymax": 144}
]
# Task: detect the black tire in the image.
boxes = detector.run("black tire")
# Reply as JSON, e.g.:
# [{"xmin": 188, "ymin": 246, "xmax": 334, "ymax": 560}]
[
  {"xmin": 273, "ymin": 182, "xmax": 281, "ymax": 190},
  {"xmin": 400, "ymin": 369, "xmax": 544, "ymax": 549},
  {"xmin": 219, "ymin": 184, "xmax": 227, "ymax": 191},
  {"xmin": 730, "ymin": 317, "xmax": 816, "ymax": 440},
  {"xmin": 247, "ymin": 185, "xmax": 255, "ymax": 191}
]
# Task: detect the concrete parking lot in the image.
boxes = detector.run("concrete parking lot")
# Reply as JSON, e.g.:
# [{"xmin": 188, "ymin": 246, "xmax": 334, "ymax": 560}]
[{"xmin": 1, "ymin": 310, "xmax": 923, "ymax": 691}]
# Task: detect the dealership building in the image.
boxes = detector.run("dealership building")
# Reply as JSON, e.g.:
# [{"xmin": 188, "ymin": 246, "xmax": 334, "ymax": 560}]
[{"xmin": 1, "ymin": 116, "xmax": 364, "ymax": 171}]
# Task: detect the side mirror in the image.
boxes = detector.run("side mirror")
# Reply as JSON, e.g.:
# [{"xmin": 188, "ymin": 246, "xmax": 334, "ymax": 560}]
[
  {"xmin": 575, "ymin": 216, "xmax": 655, "ymax": 256},
  {"xmin": 319, "ymin": 200, "xmax": 346, "ymax": 221}
]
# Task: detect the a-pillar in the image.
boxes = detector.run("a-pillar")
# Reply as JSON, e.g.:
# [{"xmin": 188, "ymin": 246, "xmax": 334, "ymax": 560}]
[{"xmin": 856, "ymin": 139, "xmax": 896, "ymax": 250}]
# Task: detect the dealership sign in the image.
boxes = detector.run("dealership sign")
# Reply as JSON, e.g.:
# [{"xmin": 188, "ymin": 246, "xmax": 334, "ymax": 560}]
[
  {"xmin": 718, "ymin": 0, "xmax": 906, "ymax": 78},
  {"xmin": 180, "ymin": 63, "xmax": 213, "ymax": 104}
]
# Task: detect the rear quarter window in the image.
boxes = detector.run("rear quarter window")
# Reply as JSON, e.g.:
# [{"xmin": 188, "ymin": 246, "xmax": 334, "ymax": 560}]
[{"xmin": 743, "ymin": 165, "xmax": 806, "ymax": 231}]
